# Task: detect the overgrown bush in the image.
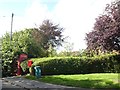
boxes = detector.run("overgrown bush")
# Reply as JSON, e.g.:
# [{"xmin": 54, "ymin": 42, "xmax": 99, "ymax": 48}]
[{"xmin": 21, "ymin": 54, "xmax": 120, "ymax": 75}]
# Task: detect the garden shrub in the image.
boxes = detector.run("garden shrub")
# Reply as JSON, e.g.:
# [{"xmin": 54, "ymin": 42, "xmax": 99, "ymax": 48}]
[{"xmin": 22, "ymin": 54, "xmax": 120, "ymax": 75}]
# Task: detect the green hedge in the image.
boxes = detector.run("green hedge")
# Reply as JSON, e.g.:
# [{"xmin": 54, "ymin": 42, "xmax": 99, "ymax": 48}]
[{"xmin": 21, "ymin": 54, "xmax": 120, "ymax": 75}]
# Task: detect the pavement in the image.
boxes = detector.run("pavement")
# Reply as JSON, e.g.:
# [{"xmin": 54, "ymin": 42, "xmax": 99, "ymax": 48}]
[{"xmin": 1, "ymin": 76, "xmax": 118, "ymax": 90}]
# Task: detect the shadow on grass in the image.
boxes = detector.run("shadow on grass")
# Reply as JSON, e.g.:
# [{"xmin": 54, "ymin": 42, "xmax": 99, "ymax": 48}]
[{"xmin": 39, "ymin": 76, "xmax": 120, "ymax": 89}]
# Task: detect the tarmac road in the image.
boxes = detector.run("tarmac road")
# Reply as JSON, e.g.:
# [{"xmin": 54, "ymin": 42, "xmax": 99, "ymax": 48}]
[{"xmin": 1, "ymin": 76, "xmax": 81, "ymax": 90}]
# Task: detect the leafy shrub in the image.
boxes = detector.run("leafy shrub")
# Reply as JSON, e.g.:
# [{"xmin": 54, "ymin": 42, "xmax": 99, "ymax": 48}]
[{"xmin": 22, "ymin": 54, "xmax": 120, "ymax": 75}]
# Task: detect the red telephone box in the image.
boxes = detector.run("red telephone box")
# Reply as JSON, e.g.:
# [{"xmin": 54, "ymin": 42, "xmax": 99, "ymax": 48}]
[
  {"xmin": 28, "ymin": 60, "xmax": 33, "ymax": 67},
  {"xmin": 16, "ymin": 54, "xmax": 28, "ymax": 75},
  {"xmin": 19, "ymin": 54, "xmax": 28, "ymax": 62}
]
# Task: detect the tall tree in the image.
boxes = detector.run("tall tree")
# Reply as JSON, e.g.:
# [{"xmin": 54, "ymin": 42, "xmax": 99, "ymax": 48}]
[
  {"xmin": 1, "ymin": 20, "xmax": 64, "ymax": 76},
  {"xmin": 39, "ymin": 20, "xmax": 64, "ymax": 50},
  {"xmin": 1, "ymin": 29, "xmax": 45, "ymax": 76},
  {"xmin": 1, "ymin": 29, "xmax": 44, "ymax": 59},
  {"xmin": 1, "ymin": 20, "xmax": 64, "ymax": 60},
  {"xmin": 85, "ymin": 1, "xmax": 120, "ymax": 53}
]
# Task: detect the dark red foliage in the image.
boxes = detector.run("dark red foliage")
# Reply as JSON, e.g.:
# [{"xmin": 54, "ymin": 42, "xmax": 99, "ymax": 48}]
[
  {"xmin": 39, "ymin": 20, "xmax": 64, "ymax": 50},
  {"xmin": 86, "ymin": 1, "xmax": 120, "ymax": 53}
]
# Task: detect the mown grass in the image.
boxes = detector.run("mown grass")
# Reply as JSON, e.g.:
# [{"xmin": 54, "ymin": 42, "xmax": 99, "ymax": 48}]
[{"xmin": 25, "ymin": 73, "xmax": 120, "ymax": 89}]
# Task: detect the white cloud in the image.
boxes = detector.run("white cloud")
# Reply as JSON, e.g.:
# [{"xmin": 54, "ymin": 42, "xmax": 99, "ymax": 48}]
[
  {"xmin": 0, "ymin": 0, "xmax": 113, "ymax": 51},
  {"xmin": 0, "ymin": 16, "xmax": 11, "ymax": 36},
  {"xmin": 14, "ymin": 0, "xmax": 51, "ymax": 30},
  {"xmin": 0, "ymin": 0, "xmax": 51, "ymax": 37},
  {"xmin": 25, "ymin": 0, "xmax": 49, "ymax": 24},
  {"xmin": 52, "ymin": 0, "xmax": 113, "ymax": 50}
]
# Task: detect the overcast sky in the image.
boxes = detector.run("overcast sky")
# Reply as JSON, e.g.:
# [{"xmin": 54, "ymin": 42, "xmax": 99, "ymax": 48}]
[{"xmin": 0, "ymin": 0, "xmax": 113, "ymax": 51}]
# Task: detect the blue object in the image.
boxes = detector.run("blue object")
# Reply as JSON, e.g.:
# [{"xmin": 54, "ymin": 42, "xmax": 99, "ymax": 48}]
[{"xmin": 34, "ymin": 66, "xmax": 41, "ymax": 78}]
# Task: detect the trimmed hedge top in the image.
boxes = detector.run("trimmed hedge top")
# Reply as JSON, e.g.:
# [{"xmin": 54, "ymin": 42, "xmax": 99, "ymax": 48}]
[{"xmin": 21, "ymin": 54, "xmax": 120, "ymax": 75}]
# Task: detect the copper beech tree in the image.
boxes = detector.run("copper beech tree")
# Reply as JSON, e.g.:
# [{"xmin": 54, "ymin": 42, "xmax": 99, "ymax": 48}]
[
  {"xmin": 39, "ymin": 20, "xmax": 64, "ymax": 50},
  {"xmin": 86, "ymin": 1, "xmax": 120, "ymax": 54}
]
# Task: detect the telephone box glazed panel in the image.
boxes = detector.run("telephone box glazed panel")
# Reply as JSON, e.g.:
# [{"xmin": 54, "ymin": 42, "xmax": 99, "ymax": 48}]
[{"xmin": 16, "ymin": 54, "xmax": 28, "ymax": 75}]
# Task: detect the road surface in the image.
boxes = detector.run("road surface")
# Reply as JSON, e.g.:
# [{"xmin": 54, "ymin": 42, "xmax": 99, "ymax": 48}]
[{"xmin": 1, "ymin": 76, "xmax": 81, "ymax": 90}]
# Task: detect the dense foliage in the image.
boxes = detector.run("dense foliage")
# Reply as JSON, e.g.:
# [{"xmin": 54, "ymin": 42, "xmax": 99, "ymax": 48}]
[
  {"xmin": 86, "ymin": 1, "xmax": 120, "ymax": 53},
  {"xmin": 21, "ymin": 54, "xmax": 120, "ymax": 75},
  {"xmin": 1, "ymin": 30, "xmax": 40, "ymax": 76},
  {"xmin": 1, "ymin": 20, "xmax": 64, "ymax": 76},
  {"xmin": 39, "ymin": 20, "xmax": 64, "ymax": 50}
]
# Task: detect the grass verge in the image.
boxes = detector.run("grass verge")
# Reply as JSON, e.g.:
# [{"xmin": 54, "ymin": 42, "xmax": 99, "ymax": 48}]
[{"xmin": 25, "ymin": 73, "xmax": 120, "ymax": 89}]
